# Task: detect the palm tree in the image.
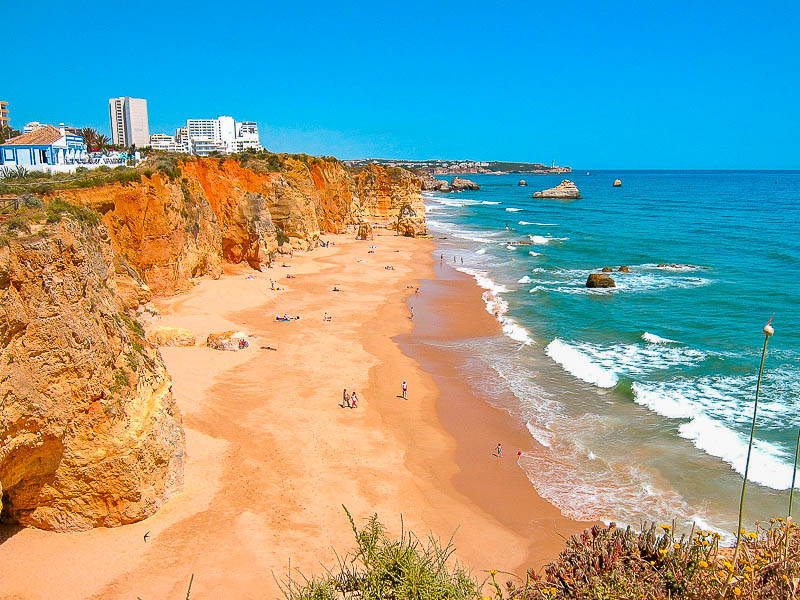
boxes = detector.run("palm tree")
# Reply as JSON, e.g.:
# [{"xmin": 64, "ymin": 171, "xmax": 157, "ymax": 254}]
[
  {"xmin": 80, "ymin": 127, "xmax": 100, "ymax": 152},
  {"xmin": 95, "ymin": 134, "xmax": 110, "ymax": 153}
]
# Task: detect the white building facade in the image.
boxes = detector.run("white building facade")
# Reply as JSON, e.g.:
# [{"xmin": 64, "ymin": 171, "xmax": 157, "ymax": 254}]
[
  {"xmin": 109, "ymin": 97, "xmax": 150, "ymax": 148},
  {"xmin": 180, "ymin": 116, "xmax": 262, "ymax": 156}
]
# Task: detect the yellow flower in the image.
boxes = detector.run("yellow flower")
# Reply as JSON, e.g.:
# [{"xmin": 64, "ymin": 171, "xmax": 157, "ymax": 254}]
[
  {"xmin": 733, "ymin": 587, "xmax": 742, "ymax": 596},
  {"xmin": 650, "ymin": 560, "xmax": 655, "ymax": 565},
  {"xmin": 723, "ymin": 560, "xmax": 733, "ymax": 571},
  {"xmin": 659, "ymin": 549, "xmax": 668, "ymax": 555},
  {"xmin": 783, "ymin": 574, "xmax": 790, "ymax": 582},
  {"xmin": 746, "ymin": 532, "xmax": 757, "ymax": 539},
  {"xmin": 550, "ymin": 588, "xmax": 557, "ymax": 594},
  {"xmin": 673, "ymin": 543, "xmax": 681, "ymax": 550},
  {"xmin": 702, "ymin": 540, "xmax": 710, "ymax": 546},
  {"xmin": 660, "ymin": 524, "xmax": 671, "ymax": 531},
  {"xmin": 698, "ymin": 560, "xmax": 708, "ymax": 568},
  {"xmin": 489, "ymin": 570, "xmax": 498, "ymax": 576}
]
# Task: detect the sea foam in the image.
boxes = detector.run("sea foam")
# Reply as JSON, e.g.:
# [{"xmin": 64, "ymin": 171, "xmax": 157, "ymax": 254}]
[{"xmin": 545, "ymin": 339, "xmax": 619, "ymax": 388}]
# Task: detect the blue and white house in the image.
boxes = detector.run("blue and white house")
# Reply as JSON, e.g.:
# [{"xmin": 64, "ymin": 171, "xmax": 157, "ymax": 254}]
[{"xmin": 0, "ymin": 125, "xmax": 87, "ymax": 171}]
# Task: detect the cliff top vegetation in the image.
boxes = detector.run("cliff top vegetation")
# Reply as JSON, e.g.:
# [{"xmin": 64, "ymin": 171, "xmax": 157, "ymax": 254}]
[{"xmin": 283, "ymin": 510, "xmax": 800, "ymax": 600}]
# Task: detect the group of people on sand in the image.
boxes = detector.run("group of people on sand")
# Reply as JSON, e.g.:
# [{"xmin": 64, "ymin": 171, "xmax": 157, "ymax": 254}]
[{"xmin": 341, "ymin": 388, "xmax": 359, "ymax": 408}]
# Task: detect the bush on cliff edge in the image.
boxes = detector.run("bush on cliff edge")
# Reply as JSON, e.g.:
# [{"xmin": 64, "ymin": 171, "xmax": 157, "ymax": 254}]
[{"xmin": 282, "ymin": 513, "xmax": 800, "ymax": 600}]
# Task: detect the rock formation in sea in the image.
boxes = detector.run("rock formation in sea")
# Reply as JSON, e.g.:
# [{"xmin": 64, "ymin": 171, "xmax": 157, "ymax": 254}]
[
  {"xmin": 618, "ymin": 265, "xmax": 630, "ymax": 272},
  {"xmin": 532, "ymin": 180, "xmax": 582, "ymax": 199},
  {"xmin": 586, "ymin": 273, "xmax": 616, "ymax": 288},
  {"xmin": 450, "ymin": 177, "xmax": 480, "ymax": 191},
  {"xmin": 601, "ymin": 266, "xmax": 613, "ymax": 272},
  {"xmin": 420, "ymin": 173, "xmax": 450, "ymax": 192},
  {"xmin": 518, "ymin": 180, "xmax": 527, "ymax": 186},
  {"xmin": 613, "ymin": 179, "xmax": 622, "ymax": 187},
  {"xmin": 0, "ymin": 217, "xmax": 185, "ymax": 531}
]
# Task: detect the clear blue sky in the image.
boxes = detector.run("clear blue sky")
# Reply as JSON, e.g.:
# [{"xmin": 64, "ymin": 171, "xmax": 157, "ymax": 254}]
[{"xmin": 3, "ymin": 1, "xmax": 799, "ymax": 168}]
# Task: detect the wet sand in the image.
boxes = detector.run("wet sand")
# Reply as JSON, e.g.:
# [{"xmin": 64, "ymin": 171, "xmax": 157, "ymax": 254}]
[{"xmin": 0, "ymin": 231, "xmax": 589, "ymax": 599}]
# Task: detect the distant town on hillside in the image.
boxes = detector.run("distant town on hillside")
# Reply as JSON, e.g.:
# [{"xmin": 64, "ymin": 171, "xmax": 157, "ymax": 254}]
[{"xmin": 343, "ymin": 158, "xmax": 571, "ymax": 175}]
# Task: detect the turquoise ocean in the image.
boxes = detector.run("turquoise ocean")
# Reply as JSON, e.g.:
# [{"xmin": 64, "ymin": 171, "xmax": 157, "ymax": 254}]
[{"xmin": 426, "ymin": 171, "xmax": 800, "ymax": 536}]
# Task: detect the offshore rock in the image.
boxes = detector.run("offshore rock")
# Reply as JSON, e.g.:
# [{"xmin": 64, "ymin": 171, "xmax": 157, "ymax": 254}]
[
  {"xmin": 533, "ymin": 180, "xmax": 582, "ymax": 199},
  {"xmin": 586, "ymin": 273, "xmax": 616, "ymax": 288},
  {"xmin": 613, "ymin": 179, "xmax": 622, "ymax": 187},
  {"xmin": 601, "ymin": 267, "xmax": 613, "ymax": 273},
  {"xmin": 0, "ymin": 218, "xmax": 184, "ymax": 531},
  {"xmin": 618, "ymin": 265, "xmax": 630, "ymax": 272},
  {"xmin": 450, "ymin": 177, "xmax": 480, "ymax": 191},
  {"xmin": 518, "ymin": 180, "xmax": 528, "ymax": 186}
]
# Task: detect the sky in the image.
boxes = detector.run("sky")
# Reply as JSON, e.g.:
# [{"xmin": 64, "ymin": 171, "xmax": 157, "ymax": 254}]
[{"xmin": 3, "ymin": 1, "xmax": 799, "ymax": 169}]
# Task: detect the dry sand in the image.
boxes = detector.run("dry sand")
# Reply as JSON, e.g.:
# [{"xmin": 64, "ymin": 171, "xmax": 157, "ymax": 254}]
[{"xmin": 0, "ymin": 231, "xmax": 590, "ymax": 599}]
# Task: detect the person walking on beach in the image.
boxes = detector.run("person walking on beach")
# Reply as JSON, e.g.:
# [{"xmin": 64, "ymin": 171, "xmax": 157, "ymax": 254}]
[
  {"xmin": 410, "ymin": 307, "xmax": 414, "ymax": 321},
  {"xmin": 350, "ymin": 391, "xmax": 358, "ymax": 408},
  {"xmin": 495, "ymin": 443, "xmax": 503, "ymax": 458},
  {"xmin": 342, "ymin": 388, "xmax": 351, "ymax": 408},
  {"xmin": 401, "ymin": 380, "xmax": 408, "ymax": 399}
]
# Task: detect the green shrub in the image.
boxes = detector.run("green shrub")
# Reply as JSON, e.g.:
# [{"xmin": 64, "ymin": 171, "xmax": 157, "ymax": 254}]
[
  {"xmin": 75, "ymin": 166, "xmax": 88, "ymax": 173},
  {"xmin": 46, "ymin": 199, "xmax": 101, "ymax": 226},
  {"xmin": 117, "ymin": 312, "xmax": 145, "ymax": 338},
  {"xmin": 20, "ymin": 194, "xmax": 44, "ymax": 208},
  {"xmin": 109, "ymin": 368, "xmax": 130, "ymax": 393},
  {"xmin": 281, "ymin": 509, "xmax": 478, "ymax": 600},
  {"xmin": 98, "ymin": 165, "xmax": 111, "ymax": 173},
  {"xmin": 6, "ymin": 217, "xmax": 31, "ymax": 233},
  {"xmin": 276, "ymin": 228, "xmax": 290, "ymax": 246}
]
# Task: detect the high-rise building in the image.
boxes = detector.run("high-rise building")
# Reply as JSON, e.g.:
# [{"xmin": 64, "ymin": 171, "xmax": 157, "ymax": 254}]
[
  {"xmin": 0, "ymin": 101, "xmax": 9, "ymax": 128},
  {"xmin": 108, "ymin": 97, "xmax": 149, "ymax": 148},
  {"xmin": 181, "ymin": 115, "xmax": 262, "ymax": 156}
]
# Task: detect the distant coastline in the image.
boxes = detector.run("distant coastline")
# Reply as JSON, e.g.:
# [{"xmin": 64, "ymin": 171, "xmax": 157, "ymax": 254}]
[{"xmin": 345, "ymin": 157, "xmax": 571, "ymax": 175}]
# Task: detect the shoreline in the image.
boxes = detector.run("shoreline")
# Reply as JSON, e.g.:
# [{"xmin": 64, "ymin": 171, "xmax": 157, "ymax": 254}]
[
  {"xmin": 0, "ymin": 230, "xmax": 588, "ymax": 598},
  {"xmin": 398, "ymin": 251, "xmax": 592, "ymax": 571}
]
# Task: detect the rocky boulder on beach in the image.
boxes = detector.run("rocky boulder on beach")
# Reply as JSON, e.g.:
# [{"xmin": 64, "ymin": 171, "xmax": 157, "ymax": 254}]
[
  {"xmin": 396, "ymin": 203, "xmax": 427, "ymax": 237},
  {"xmin": 532, "ymin": 180, "xmax": 582, "ymax": 199},
  {"xmin": 207, "ymin": 331, "xmax": 250, "ymax": 351},
  {"xmin": 586, "ymin": 273, "xmax": 616, "ymax": 288},
  {"xmin": 148, "ymin": 326, "xmax": 196, "ymax": 347}
]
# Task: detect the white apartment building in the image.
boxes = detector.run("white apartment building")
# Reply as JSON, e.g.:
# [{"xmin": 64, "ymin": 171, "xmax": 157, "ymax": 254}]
[
  {"xmin": 180, "ymin": 115, "xmax": 262, "ymax": 156},
  {"xmin": 108, "ymin": 97, "xmax": 150, "ymax": 148},
  {"xmin": 149, "ymin": 133, "xmax": 185, "ymax": 153}
]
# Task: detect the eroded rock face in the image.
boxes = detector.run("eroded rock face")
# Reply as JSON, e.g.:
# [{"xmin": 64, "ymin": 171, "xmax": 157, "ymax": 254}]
[
  {"xmin": 149, "ymin": 326, "xmax": 196, "ymax": 347},
  {"xmin": 586, "ymin": 273, "xmax": 616, "ymax": 288},
  {"xmin": 533, "ymin": 180, "xmax": 582, "ymax": 199},
  {"xmin": 419, "ymin": 173, "xmax": 451, "ymax": 192},
  {"xmin": 396, "ymin": 203, "xmax": 426, "ymax": 237},
  {"xmin": 618, "ymin": 265, "xmax": 630, "ymax": 272},
  {"xmin": 0, "ymin": 219, "xmax": 184, "ymax": 531},
  {"xmin": 50, "ymin": 158, "xmax": 426, "ymax": 295},
  {"xmin": 207, "ymin": 330, "xmax": 249, "ymax": 351}
]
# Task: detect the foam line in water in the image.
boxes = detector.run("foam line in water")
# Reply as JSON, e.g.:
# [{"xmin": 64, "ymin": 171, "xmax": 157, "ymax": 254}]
[
  {"xmin": 505, "ymin": 207, "xmax": 523, "ymax": 212},
  {"xmin": 481, "ymin": 201, "xmax": 501, "ymax": 205},
  {"xmin": 529, "ymin": 251, "xmax": 542, "ymax": 256},
  {"xmin": 545, "ymin": 338, "xmax": 619, "ymax": 388},
  {"xmin": 642, "ymin": 332, "xmax": 681, "ymax": 344},
  {"xmin": 456, "ymin": 267, "xmax": 533, "ymax": 345},
  {"xmin": 518, "ymin": 275, "xmax": 532, "ymax": 283}
]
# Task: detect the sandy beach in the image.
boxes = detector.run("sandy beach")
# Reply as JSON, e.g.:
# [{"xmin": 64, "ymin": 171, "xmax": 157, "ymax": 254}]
[{"xmin": 0, "ymin": 230, "xmax": 589, "ymax": 599}]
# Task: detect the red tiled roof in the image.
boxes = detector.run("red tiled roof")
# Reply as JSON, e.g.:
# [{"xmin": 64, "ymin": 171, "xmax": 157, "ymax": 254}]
[{"xmin": 1, "ymin": 125, "xmax": 66, "ymax": 146}]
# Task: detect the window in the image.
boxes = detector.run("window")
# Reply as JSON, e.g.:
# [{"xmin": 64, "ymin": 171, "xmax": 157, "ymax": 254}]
[{"xmin": 2, "ymin": 148, "xmax": 13, "ymax": 161}]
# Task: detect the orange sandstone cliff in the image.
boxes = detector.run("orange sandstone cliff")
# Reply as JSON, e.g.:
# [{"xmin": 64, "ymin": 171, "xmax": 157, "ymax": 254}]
[
  {"xmin": 51, "ymin": 156, "xmax": 426, "ymax": 295},
  {"xmin": 0, "ymin": 217, "xmax": 184, "ymax": 531},
  {"xmin": 0, "ymin": 155, "xmax": 424, "ymax": 532}
]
